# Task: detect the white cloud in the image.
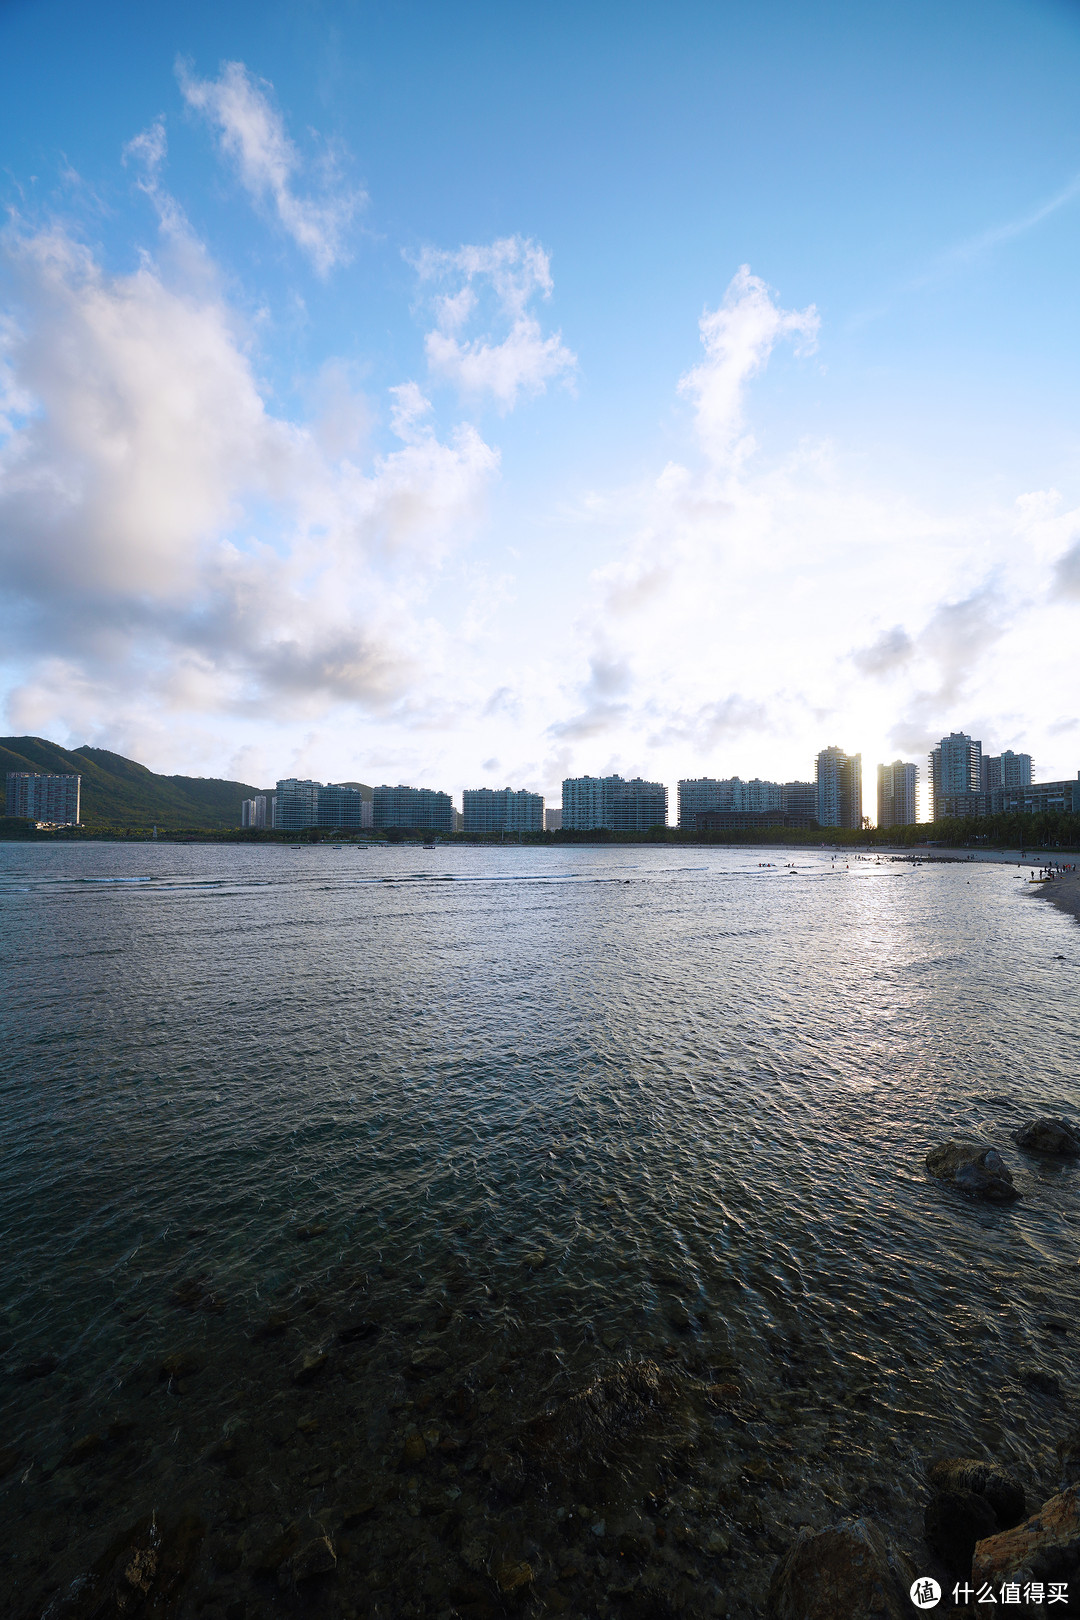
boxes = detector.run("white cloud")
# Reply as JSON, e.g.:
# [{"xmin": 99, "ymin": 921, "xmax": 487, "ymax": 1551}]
[
  {"xmin": 677, "ymin": 264, "xmax": 818, "ymax": 470},
  {"xmin": 177, "ymin": 59, "xmax": 363, "ymax": 274},
  {"xmin": 0, "ymin": 214, "xmax": 497, "ymax": 736},
  {"xmin": 522, "ymin": 267, "xmax": 1080, "ymax": 797},
  {"xmin": 415, "ymin": 235, "xmax": 576, "ymax": 409}
]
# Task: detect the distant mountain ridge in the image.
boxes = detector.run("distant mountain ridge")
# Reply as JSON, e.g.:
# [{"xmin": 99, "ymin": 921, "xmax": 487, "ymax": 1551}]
[{"xmin": 1, "ymin": 736, "xmax": 292, "ymax": 829}]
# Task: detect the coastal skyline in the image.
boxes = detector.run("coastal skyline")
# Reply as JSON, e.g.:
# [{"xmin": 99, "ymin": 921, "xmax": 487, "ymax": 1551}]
[{"xmin": 3, "ymin": 2, "xmax": 1080, "ymax": 804}]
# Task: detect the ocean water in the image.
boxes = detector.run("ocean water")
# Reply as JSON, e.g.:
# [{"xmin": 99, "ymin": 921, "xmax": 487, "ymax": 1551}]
[{"xmin": 0, "ymin": 841, "xmax": 1077, "ymax": 1618}]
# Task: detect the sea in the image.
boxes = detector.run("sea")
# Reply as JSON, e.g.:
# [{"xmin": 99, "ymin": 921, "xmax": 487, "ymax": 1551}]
[{"xmin": 0, "ymin": 840, "xmax": 1077, "ymax": 1618}]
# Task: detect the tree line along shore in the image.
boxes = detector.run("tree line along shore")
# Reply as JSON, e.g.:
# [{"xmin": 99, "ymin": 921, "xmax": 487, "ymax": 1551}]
[{"xmin": 3, "ymin": 809, "xmax": 1080, "ymax": 851}]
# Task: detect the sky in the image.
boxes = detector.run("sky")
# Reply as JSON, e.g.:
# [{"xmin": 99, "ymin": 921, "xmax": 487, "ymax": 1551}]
[{"xmin": 2, "ymin": 0, "xmax": 1080, "ymax": 819}]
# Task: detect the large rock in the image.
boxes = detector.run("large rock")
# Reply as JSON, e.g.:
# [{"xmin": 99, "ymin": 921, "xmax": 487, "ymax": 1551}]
[
  {"xmin": 972, "ymin": 1484, "xmax": 1080, "ymax": 1591},
  {"xmin": 924, "ymin": 1490, "xmax": 997, "ymax": 1576},
  {"xmin": 927, "ymin": 1457, "xmax": 1027, "ymax": 1529},
  {"xmin": 1012, "ymin": 1117, "xmax": 1080, "ymax": 1157},
  {"xmin": 765, "ymin": 1517, "xmax": 916, "ymax": 1620},
  {"xmin": 925, "ymin": 1140, "xmax": 1020, "ymax": 1201}
]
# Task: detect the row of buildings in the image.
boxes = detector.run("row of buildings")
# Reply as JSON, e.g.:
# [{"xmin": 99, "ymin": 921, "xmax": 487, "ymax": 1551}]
[
  {"xmin": 243, "ymin": 781, "xmax": 548, "ymax": 835},
  {"xmin": 8, "ymin": 731, "xmax": 1080, "ymax": 832},
  {"xmin": 236, "ymin": 737, "xmax": 1080, "ymax": 833}
]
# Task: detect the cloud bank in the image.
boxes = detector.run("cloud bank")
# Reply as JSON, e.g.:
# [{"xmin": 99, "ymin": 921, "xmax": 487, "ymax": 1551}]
[{"xmin": 2, "ymin": 78, "xmax": 1079, "ymax": 799}]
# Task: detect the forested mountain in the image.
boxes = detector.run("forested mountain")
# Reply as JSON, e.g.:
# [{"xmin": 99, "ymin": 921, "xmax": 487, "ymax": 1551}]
[{"xmin": 0, "ymin": 736, "xmax": 269, "ymax": 829}]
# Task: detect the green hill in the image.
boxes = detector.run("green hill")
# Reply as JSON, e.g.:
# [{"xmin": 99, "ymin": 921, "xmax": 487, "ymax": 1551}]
[{"xmin": 0, "ymin": 736, "xmax": 271, "ymax": 829}]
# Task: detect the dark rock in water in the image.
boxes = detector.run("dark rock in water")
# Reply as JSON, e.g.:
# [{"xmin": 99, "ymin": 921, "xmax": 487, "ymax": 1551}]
[
  {"xmin": 159, "ymin": 1350, "xmax": 203, "ymax": 1381},
  {"xmin": 339, "ymin": 1498, "xmax": 377, "ymax": 1525},
  {"xmin": 924, "ymin": 1489, "xmax": 998, "ymax": 1576},
  {"xmin": 1012, "ymin": 1116, "xmax": 1080, "ymax": 1156},
  {"xmin": 1056, "ymin": 1432, "xmax": 1080, "ymax": 1480},
  {"xmin": 42, "ymin": 1509, "xmax": 205, "ymax": 1617},
  {"xmin": 493, "ymin": 1557, "xmax": 533, "ymax": 1594},
  {"xmin": 401, "ymin": 1430, "xmax": 427, "ymax": 1464},
  {"xmin": 249, "ymin": 1522, "xmax": 301, "ymax": 1576},
  {"xmin": 972, "ymin": 1484, "xmax": 1080, "ymax": 1589},
  {"xmin": 521, "ymin": 1360, "xmax": 678, "ymax": 1479},
  {"xmin": 291, "ymin": 1534, "xmax": 336, "ymax": 1581},
  {"xmin": 766, "ymin": 1517, "xmax": 915, "ymax": 1619},
  {"xmin": 169, "ymin": 1274, "xmax": 225, "ymax": 1313},
  {"xmin": 337, "ymin": 1316, "xmax": 381, "ymax": 1345},
  {"xmin": 293, "ymin": 1349, "xmax": 329, "ymax": 1385},
  {"xmin": 253, "ymin": 1311, "xmax": 290, "ymax": 1340},
  {"xmin": 1021, "ymin": 1365, "xmax": 1061, "ymax": 1397},
  {"xmin": 61, "ymin": 1432, "xmax": 104, "ymax": 1468},
  {"xmin": 406, "ymin": 1346, "xmax": 449, "ymax": 1379},
  {"xmin": 16, "ymin": 1354, "xmax": 59, "ymax": 1380},
  {"xmin": 925, "ymin": 1140, "xmax": 1020, "ymax": 1201},
  {"xmin": 927, "ymin": 1457, "xmax": 1027, "ymax": 1529}
]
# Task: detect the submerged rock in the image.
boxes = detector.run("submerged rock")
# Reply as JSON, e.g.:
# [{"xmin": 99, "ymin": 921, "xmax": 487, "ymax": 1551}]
[
  {"xmin": 291, "ymin": 1534, "xmax": 336, "ymax": 1582},
  {"xmin": 1012, "ymin": 1116, "xmax": 1080, "ymax": 1156},
  {"xmin": 521, "ymin": 1361, "xmax": 679, "ymax": 1479},
  {"xmin": 159, "ymin": 1350, "xmax": 203, "ymax": 1381},
  {"xmin": 925, "ymin": 1140, "xmax": 1020, "ymax": 1201},
  {"xmin": 293, "ymin": 1349, "xmax": 329, "ymax": 1385},
  {"xmin": 972, "ymin": 1484, "xmax": 1080, "ymax": 1588},
  {"xmin": 16, "ymin": 1354, "xmax": 59, "ymax": 1380},
  {"xmin": 42, "ymin": 1510, "xmax": 205, "ymax": 1617},
  {"xmin": 494, "ymin": 1558, "xmax": 534, "ymax": 1594},
  {"xmin": 1020, "ymin": 1365, "xmax": 1061, "ymax": 1397},
  {"xmin": 766, "ymin": 1517, "xmax": 916, "ymax": 1620},
  {"xmin": 927, "ymin": 1457, "xmax": 1027, "ymax": 1529},
  {"xmin": 337, "ymin": 1315, "xmax": 381, "ymax": 1345},
  {"xmin": 924, "ymin": 1490, "xmax": 998, "ymax": 1576},
  {"xmin": 60, "ymin": 1432, "xmax": 104, "ymax": 1468},
  {"xmin": 406, "ymin": 1346, "xmax": 449, "ymax": 1379}
]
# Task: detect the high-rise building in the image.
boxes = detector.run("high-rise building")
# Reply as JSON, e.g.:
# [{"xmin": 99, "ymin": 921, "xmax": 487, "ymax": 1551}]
[
  {"xmin": 981, "ymin": 751, "xmax": 1032, "ymax": 794},
  {"xmin": 317, "ymin": 784, "xmax": 367, "ymax": 830},
  {"xmin": 877, "ymin": 761, "xmax": 918, "ymax": 828},
  {"xmin": 677, "ymin": 777, "xmax": 783, "ymax": 828},
  {"xmin": 5, "ymin": 772, "xmax": 81, "ymax": 825},
  {"xmin": 816, "ymin": 748, "xmax": 862, "ymax": 829},
  {"xmin": 780, "ymin": 781, "xmax": 818, "ymax": 827},
  {"xmin": 562, "ymin": 775, "xmax": 668, "ymax": 831},
  {"xmin": 275, "ymin": 779, "xmax": 321, "ymax": 831},
  {"xmin": 241, "ymin": 795, "xmax": 270, "ymax": 829},
  {"xmin": 929, "ymin": 733, "xmax": 982, "ymax": 818},
  {"xmin": 462, "ymin": 787, "xmax": 544, "ymax": 834},
  {"xmin": 544, "ymin": 808, "xmax": 562, "ymax": 831},
  {"xmin": 373, "ymin": 785, "xmax": 455, "ymax": 833}
]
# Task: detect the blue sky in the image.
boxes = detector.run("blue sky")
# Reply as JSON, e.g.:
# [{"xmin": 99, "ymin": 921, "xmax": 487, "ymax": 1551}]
[{"xmin": 2, "ymin": 0, "xmax": 1080, "ymax": 814}]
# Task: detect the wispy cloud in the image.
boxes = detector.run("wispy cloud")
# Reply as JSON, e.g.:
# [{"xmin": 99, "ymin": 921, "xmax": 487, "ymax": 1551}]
[
  {"xmin": 177, "ymin": 59, "xmax": 363, "ymax": 275},
  {"xmin": 850, "ymin": 171, "xmax": 1080, "ymax": 329},
  {"xmin": 925, "ymin": 171, "xmax": 1080, "ymax": 283},
  {"xmin": 414, "ymin": 235, "xmax": 576, "ymax": 409}
]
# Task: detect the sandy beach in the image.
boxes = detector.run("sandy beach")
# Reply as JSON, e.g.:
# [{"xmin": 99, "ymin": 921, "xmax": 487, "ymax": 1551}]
[{"xmin": 1026, "ymin": 863, "xmax": 1080, "ymax": 923}]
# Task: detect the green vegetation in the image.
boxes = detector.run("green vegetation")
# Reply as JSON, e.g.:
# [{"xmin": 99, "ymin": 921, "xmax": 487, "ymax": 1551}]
[{"xmin": 0, "ymin": 735, "xmax": 269, "ymax": 831}]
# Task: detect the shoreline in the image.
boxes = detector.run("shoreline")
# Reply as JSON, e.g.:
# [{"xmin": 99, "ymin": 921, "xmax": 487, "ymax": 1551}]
[{"xmin": 1024, "ymin": 863, "xmax": 1080, "ymax": 924}]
